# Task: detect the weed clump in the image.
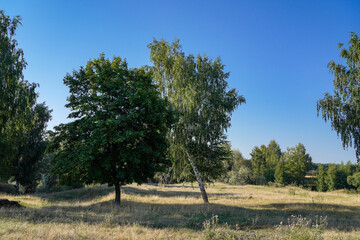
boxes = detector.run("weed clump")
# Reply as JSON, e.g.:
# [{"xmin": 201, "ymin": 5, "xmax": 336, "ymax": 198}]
[{"xmin": 276, "ymin": 215, "xmax": 327, "ymax": 240}]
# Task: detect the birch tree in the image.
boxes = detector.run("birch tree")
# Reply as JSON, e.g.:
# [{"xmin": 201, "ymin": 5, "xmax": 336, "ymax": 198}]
[
  {"xmin": 317, "ymin": 33, "xmax": 360, "ymax": 160},
  {"xmin": 148, "ymin": 39, "xmax": 245, "ymax": 203}
]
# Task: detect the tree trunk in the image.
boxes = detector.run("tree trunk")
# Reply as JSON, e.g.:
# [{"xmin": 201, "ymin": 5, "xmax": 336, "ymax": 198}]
[
  {"xmin": 15, "ymin": 180, "xmax": 20, "ymax": 195},
  {"xmin": 114, "ymin": 182, "xmax": 121, "ymax": 207},
  {"xmin": 187, "ymin": 153, "xmax": 209, "ymax": 203}
]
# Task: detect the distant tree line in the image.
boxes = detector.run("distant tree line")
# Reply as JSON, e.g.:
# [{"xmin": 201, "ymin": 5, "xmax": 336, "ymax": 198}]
[
  {"xmin": 218, "ymin": 140, "xmax": 360, "ymax": 192},
  {"xmin": 316, "ymin": 162, "xmax": 359, "ymax": 192},
  {"xmin": 220, "ymin": 140, "xmax": 313, "ymax": 187}
]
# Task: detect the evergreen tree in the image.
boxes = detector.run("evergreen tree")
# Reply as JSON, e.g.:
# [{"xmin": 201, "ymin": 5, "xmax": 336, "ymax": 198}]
[
  {"xmin": 274, "ymin": 160, "xmax": 285, "ymax": 185},
  {"xmin": 283, "ymin": 143, "xmax": 312, "ymax": 185},
  {"xmin": 264, "ymin": 140, "xmax": 282, "ymax": 182},
  {"xmin": 316, "ymin": 164, "xmax": 327, "ymax": 192},
  {"xmin": 250, "ymin": 145, "xmax": 267, "ymax": 184},
  {"xmin": 326, "ymin": 164, "xmax": 338, "ymax": 191}
]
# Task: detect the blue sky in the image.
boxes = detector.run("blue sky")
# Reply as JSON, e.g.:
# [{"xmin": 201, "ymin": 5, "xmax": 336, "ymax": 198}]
[{"xmin": 2, "ymin": 0, "xmax": 360, "ymax": 163}]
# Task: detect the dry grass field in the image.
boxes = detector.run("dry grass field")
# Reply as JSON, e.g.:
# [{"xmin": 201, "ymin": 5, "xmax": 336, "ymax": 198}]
[{"xmin": 1, "ymin": 183, "xmax": 360, "ymax": 239}]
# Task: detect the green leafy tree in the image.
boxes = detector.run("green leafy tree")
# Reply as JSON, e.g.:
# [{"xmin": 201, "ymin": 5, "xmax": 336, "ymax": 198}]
[
  {"xmin": 0, "ymin": 11, "xmax": 40, "ymax": 184},
  {"xmin": 347, "ymin": 172, "xmax": 360, "ymax": 189},
  {"xmin": 222, "ymin": 148, "xmax": 253, "ymax": 185},
  {"xmin": 148, "ymin": 39, "xmax": 245, "ymax": 203},
  {"xmin": 283, "ymin": 143, "xmax": 312, "ymax": 185},
  {"xmin": 337, "ymin": 162, "xmax": 350, "ymax": 189},
  {"xmin": 345, "ymin": 161, "xmax": 357, "ymax": 176},
  {"xmin": 264, "ymin": 140, "xmax": 282, "ymax": 182},
  {"xmin": 50, "ymin": 55, "xmax": 174, "ymax": 206},
  {"xmin": 13, "ymin": 103, "xmax": 52, "ymax": 193},
  {"xmin": 251, "ymin": 140, "xmax": 282, "ymax": 184},
  {"xmin": 250, "ymin": 145, "xmax": 267, "ymax": 184},
  {"xmin": 274, "ymin": 160, "xmax": 286, "ymax": 185},
  {"xmin": 325, "ymin": 164, "xmax": 338, "ymax": 191},
  {"xmin": 317, "ymin": 33, "xmax": 360, "ymax": 160},
  {"xmin": 316, "ymin": 164, "xmax": 327, "ymax": 192}
]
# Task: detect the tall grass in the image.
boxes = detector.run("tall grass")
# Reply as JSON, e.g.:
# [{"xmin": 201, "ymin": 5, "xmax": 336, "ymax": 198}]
[{"xmin": 1, "ymin": 183, "xmax": 360, "ymax": 239}]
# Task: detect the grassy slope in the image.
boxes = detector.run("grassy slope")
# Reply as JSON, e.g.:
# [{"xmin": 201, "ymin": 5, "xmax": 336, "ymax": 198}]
[{"xmin": 0, "ymin": 183, "xmax": 360, "ymax": 239}]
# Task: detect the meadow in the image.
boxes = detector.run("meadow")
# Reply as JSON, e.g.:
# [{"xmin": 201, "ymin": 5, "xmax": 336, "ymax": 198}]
[{"xmin": 1, "ymin": 183, "xmax": 360, "ymax": 239}]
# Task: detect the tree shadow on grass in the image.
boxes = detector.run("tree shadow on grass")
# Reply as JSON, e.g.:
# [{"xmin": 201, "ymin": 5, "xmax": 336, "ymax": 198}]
[
  {"xmin": 36, "ymin": 185, "xmax": 115, "ymax": 201},
  {"xmin": 37, "ymin": 185, "xmax": 244, "ymax": 202},
  {"xmin": 121, "ymin": 186, "xmax": 245, "ymax": 199},
  {"xmin": 2, "ymin": 199, "xmax": 360, "ymax": 232}
]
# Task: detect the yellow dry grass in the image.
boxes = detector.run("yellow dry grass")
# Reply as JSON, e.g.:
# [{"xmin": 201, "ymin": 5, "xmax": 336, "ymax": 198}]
[{"xmin": 1, "ymin": 183, "xmax": 360, "ymax": 239}]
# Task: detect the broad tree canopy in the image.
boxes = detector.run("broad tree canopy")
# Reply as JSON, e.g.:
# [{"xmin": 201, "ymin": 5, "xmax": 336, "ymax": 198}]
[{"xmin": 51, "ymin": 55, "xmax": 174, "ymax": 205}]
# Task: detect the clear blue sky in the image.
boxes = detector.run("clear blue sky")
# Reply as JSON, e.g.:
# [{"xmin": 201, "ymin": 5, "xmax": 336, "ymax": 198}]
[{"xmin": 2, "ymin": 0, "xmax": 360, "ymax": 164}]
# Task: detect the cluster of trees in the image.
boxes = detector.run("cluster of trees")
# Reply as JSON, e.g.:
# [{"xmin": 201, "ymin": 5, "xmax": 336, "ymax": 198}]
[
  {"xmin": 251, "ymin": 141, "xmax": 312, "ymax": 186},
  {"xmin": 0, "ymin": 11, "xmax": 245, "ymax": 206},
  {"xmin": 220, "ymin": 143, "xmax": 360, "ymax": 193},
  {"xmin": 221, "ymin": 141, "xmax": 313, "ymax": 187},
  {"xmin": 221, "ymin": 146, "xmax": 253, "ymax": 185},
  {"xmin": 1, "ymin": 10, "xmax": 360, "ymax": 206},
  {"xmin": 316, "ymin": 162, "xmax": 359, "ymax": 192}
]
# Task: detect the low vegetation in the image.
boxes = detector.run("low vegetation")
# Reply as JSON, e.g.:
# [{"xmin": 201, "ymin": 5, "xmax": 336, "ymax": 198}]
[{"xmin": 1, "ymin": 183, "xmax": 360, "ymax": 239}]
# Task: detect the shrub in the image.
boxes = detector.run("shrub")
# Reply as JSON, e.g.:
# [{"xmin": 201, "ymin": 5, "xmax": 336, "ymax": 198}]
[
  {"xmin": 228, "ymin": 167, "xmax": 253, "ymax": 185},
  {"xmin": 0, "ymin": 183, "xmax": 17, "ymax": 194},
  {"xmin": 268, "ymin": 182, "xmax": 283, "ymax": 188}
]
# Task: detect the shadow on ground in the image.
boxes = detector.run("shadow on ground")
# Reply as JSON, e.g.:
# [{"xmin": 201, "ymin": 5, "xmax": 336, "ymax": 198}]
[
  {"xmin": 37, "ymin": 185, "xmax": 244, "ymax": 202},
  {"xmin": 1, "ymin": 192, "xmax": 360, "ymax": 232}
]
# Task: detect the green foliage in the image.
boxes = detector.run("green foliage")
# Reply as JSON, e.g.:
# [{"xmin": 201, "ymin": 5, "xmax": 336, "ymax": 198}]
[
  {"xmin": 0, "ymin": 11, "xmax": 48, "ymax": 189},
  {"xmin": 316, "ymin": 164, "xmax": 327, "ymax": 192},
  {"xmin": 274, "ymin": 160, "xmax": 286, "ymax": 184},
  {"xmin": 222, "ymin": 148, "xmax": 253, "ymax": 185},
  {"xmin": 347, "ymin": 172, "xmax": 360, "ymax": 189},
  {"xmin": 50, "ymin": 55, "xmax": 174, "ymax": 199},
  {"xmin": 317, "ymin": 33, "xmax": 360, "ymax": 160},
  {"xmin": 336, "ymin": 162, "xmax": 351, "ymax": 189},
  {"xmin": 325, "ymin": 164, "xmax": 338, "ymax": 191},
  {"xmin": 282, "ymin": 143, "xmax": 312, "ymax": 186},
  {"xmin": 250, "ymin": 145, "xmax": 267, "ymax": 183},
  {"xmin": 228, "ymin": 166, "xmax": 253, "ymax": 185},
  {"xmin": 36, "ymin": 152, "xmax": 59, "ymax": 193},
  {"xmin": 13, "ymin": 103, "xmax": 52, "ymax": 193},
  {"xmin": 264, "ymin": 140, "xmax": 282, "ymax": 182},
  {"xmin": 316, "ymin": 162, "xmax": 357, "ymax": 192},
  {"xmin": 250, "ymin": 140, "xmax": 282, "ymax": 184},
  {"xmin": 148, "ymin": 39, "xmax": 245, "ymax": 189}
]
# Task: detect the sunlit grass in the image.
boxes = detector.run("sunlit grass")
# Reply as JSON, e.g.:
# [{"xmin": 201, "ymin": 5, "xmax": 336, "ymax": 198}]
[{"xmin": 1, "ymin": 183, "xmax": 360, "ymax": 239}]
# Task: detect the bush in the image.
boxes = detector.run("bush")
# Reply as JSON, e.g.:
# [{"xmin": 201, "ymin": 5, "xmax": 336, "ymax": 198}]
[
  {"xmin": 0, "ymin": 183, "xmax": 17, "ymax": 194},
  {"xmin": 268, "ymin": 182, "xmax": 283, "ymax": 188},
  {"xmin": 347, "ymin": 172, "xmax": 360, "ymax": 189},
  {"xmin": 228, "ymin": 166, "xmax": 253, "ymax": 185}
]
